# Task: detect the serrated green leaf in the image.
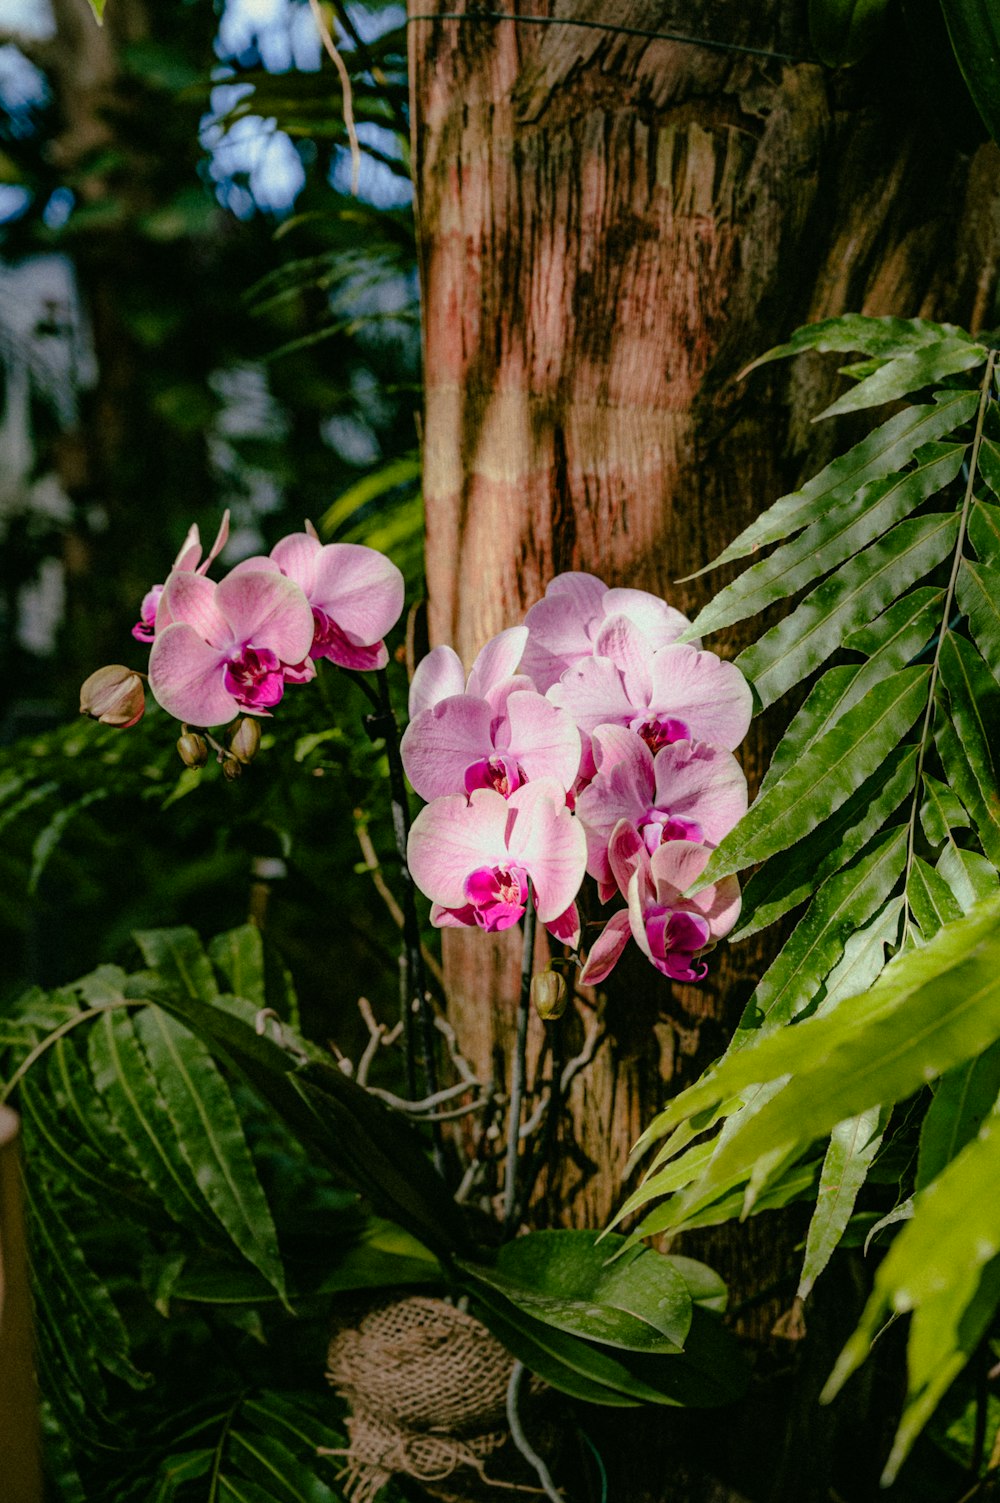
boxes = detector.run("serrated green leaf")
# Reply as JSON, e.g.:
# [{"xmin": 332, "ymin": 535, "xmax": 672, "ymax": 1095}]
[
  {"xmin": 684, "ymin": 392, "xmax": 977, "ymax": 577},
  {"xmin": 643, "ymin": 898, "xmax": 1000, "ymax": 1207},
  {"xmin": 209, "ymin": 926, "xmax": 266, "ymax": 1008},
  {"xmin": 798, "ymin": 1105, "xmax": 889, "ymax": 1300},
  {"xmin": 815, "ymin": 339, "xmax": 985, "ymax": 420},
  {"xmin": 741, "ymin": 315, "xmax": 965, "ymax": 375},
  {"xmin": 808, "ymin": 0, "xmax": 893, "ymax": 66},
  {"xmin": 812, "ymin": 897, "xmax": 904, "ymax": 1015},
  {"xmin": 936, "ymin": 633, "xmax": 1000, "ymax": 865},
  {"xmin": 957, "ymin": 556, "xmax": 1000, "ymax": 681},
  {"xmin": 845, "ymin": 583, "xmax": 945, "ymax": 657},
  {"xmin": 735, "ymin": 748, "xmax": 915, "ymax": 940},
  {"xmin": 920, "ymin": 772, "xmax": 971, "ymax": 846},
  {"xmin": 630, "ymin": 1160, "xmax": 819, "ymax": 1242},
  {"xmin": 938, "ymin": 844, "xmax": 1000, "ymax": 911},
  {"xmin": 134, "ymin": 927, "xmax": 218, "ymax": 1004},
  {"xmin": 969, "ymin": 493, "xmax": 1000, "ymax": 557},
  {"xmin": 938, "ymin": 0, "xmax": 1000, "ymax": 146},
  {"xmin": 132, "ymin": 1007, "xmax": 285, "ymax": 1295},
  {"xmin": 688, "ymin": 445, "xmax": 964, "ymax": 640},
  {"xmin": 699, "ymin": 669, "xmax": 929, "ymax": 886},
  {"xmin": 916, "ymin": 1038, "xmax": 1000, "ymax": 1189},
  {"xmin": 738, "ymin": 514, "xmax": 957, "ymax": 709},
  {"xmin": 226, "ymin": 1429, "xmax": 340, "ymax": 1503},
  {"xmin": 907, "ymin": 856, "xmax": 963, "ymax": 940},
  {"xmin": 459, "ymin": 1231, "xmax": 692, "ymax": 1354}
]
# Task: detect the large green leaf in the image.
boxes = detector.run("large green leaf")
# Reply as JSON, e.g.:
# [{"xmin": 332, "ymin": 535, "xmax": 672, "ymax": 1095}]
[
  {"xmin": 907, "ymin": 855, "xmax": 963, "ymax": 940},
  {"xmin": 132, "ymin": 1006, "xmax": 286, "ymax": 1295},
  {"xmin": 814, "ymin": 338, "xmax": 985, "ymax": 420},
  {"xmin": 936, "ymin": 633, "xmax": 1000, "ymax": 865},
  {"xmin": 698, "ymin": 669, "xmax": 929, "ymax": 885},
  {"xmin": 737, "ymin": 513, "xmax": 957, "ymax": 708},
  {"xmin": 938, "ymin": 0, "xmax": 1000, "ymax": 145},
  {"xmin": 797, "ymin": 1105, "xmax": 889, "ymax": 1300},
  {"xmin": 209, "ymin": 925, "xmax": 266, "ymax": 1008},
  {"xmin": 915, "ymin": 1038, "xmax": 1000, "ymax": 1189},
  {"xmin": 684, "ymin": 391, "xmax": 977, "ymax": 577},
  {"xmin": 741, "ymin": 315, "xmax": 965, "ymax": 374},
  {"xmin": 968, "ymin": 494, "xmax": 1000, "ymax": 558},
  {"xmin": 134, "ymin": 927, "xmax": 218, "ymax": 1005},
  {"xmin": 688, "ymin": 445, "xmax": 963, "ymax": 640},
  {"xmin": 956, "ymin": 556, "xmax": 1000, "ymax": 681},
  {"xmin": 459, "ymin": 1231, "xmax": 693, "ymax": 1354}
]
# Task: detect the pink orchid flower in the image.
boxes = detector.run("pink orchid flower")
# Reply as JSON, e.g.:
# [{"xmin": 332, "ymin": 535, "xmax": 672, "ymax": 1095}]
[
  {"xmin": 580, "ymin": 822, "xmax": 740, "ymax": 986},
  {"xmin": 575, "ymin": 726, "xmax": 747, "ymax": 900},
  {"xmin": 407, "ymin": 778, "xmax": 587, "ymax": 947},
  {"xmin": 548, "ymin": 616, "xmax": 753, "ymax": 753},
  {"xmin": 520, "ymin": 571, "xmax": 694, "ymax": 693},
  {"xmin": 132, "ymin": 511, "xmax": 230, "ymax": 643},
  {"xmin": 148, "ymin": 568, "xmax": 315, "ymax": 727},
  {"xmin": 231, "ymin": 525, "xmax": 404, "ymax": 676},
  {"xmin": 401, "ymin": 627, "xmax": 581, "ymax": 801}
]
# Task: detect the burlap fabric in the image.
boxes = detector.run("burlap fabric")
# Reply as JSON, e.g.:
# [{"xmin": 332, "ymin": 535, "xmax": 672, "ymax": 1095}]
[{"xmin": 326, "ymin": 1294, "xmax": 552, "ymax": 1503}]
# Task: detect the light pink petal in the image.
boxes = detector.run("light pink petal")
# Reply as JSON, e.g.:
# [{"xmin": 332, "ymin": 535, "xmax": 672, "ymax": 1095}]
[
  {"xmin": 430, "ymin": 901, "xmax": 477, "ymax": 929},
  {"xmin": 504, "ymin": 780, "xmax": 587, "ymax": 922},
  {"xmin": 225, "ymin": 555, "xmax": 281, "ymax": 577},
  {"xmin": 544, "ymin": 900, "xmax": 581, "ymax": 949},
  {"xmin": 503, "ymin": 691, "xmax": 581, "ymax": 793},
  {"xmin": 407, "ymin": 790, "xmax": 511, "ymax": 908},
  {"xmin": 607, "ymin": 818, "xmax": 651, "ymax": 903},
  {"xmin": 651, "ymin": 742, "xmax": 748, "ymax": 845},
  {"xmin": 149, "ymin": 623, "xmax": 235, "ymax": 726},
  {"xmin": 647, "ymin": 645, "xmax": 753, "ymax": 752},
  {"xmin": 576, "ymin": 738, "xmax": 655, "ymax": 884},
  {"xmin": 159, "ymin": 571, "xmax": 231, "ymax": 648},
  {"xmin": 409, "ymin": 646, "xmax": 466, "ymax": 718},
  {"xmin": 602, "ymin": 590, "xmax": 694, "ymax": 650},
  {"xmin": 520, "ymin": 575, "xmax": 608, "ymax": 692},
  {"xmin": 593, "ymin": 616, "xmax": 654, "ymax": 706},
  {"xmin": 327, "ymin": 638, "xmax": 389, "ymax": 671},
  {"xmin": 590, "ymin": 724, "xmax": 648, "ymax": 776},
  {"xmin": 626, "ymin": 871, "xmax": 654, "ymax": 962},
  {"xmin": 311, "ymin": 543, "xmax": 405, "ymax": 644},
  {"xmin": 547, "ymin": 655, "xmax": 638, "ymax": 734},
  {"xmin": 271, "ymin": 532, "xmax": 322, "ymax": 596},
  {"xmin": 400, "ymin": 696, "xmax": 495, "ymax": 801},
  {"xmin": 648, "ymin": 840, "xmax": 712, "ymax": 905},
  {"xmin": 467, "ymin": 626, "xmax": 529, "ymax": 701},
  {"xmin": 579, "ymin": 909, "xmax": 632, "ymax": 985},
  {"xmin": 216, "ymin": 570, "xmax": 315, "ymax": 664},
  {"xmin": 173, "ymin": 522, "xmax": 202, "ymax": 572},
  {"xmin": 700, "ymin": 873, "xmax": 742, "ymax": 938},
  {"xmin": 484, "ymin": 675, "xmax": 539, "ymax": 718},
  {"xmin": 547, "ymin": 572, "xmax": 609, "ymax": 609},
  {"xmin": 198, "ymin": 510, "xmax": 230, "ymax": 574}
]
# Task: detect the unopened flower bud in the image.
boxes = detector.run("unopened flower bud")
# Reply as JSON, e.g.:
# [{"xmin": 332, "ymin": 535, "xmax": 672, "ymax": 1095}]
[
  {"xmin": 80, "ymin": 665, "xmax": 145, "ymax": 728},
  {"xmin": 222, "ymin": 756, "xmax": 243, "ymax": 782},
  {"xmin": 531, "ymin": 969, "xmax": 568, "ymax": 1021},
  {"xmin": 229, "ymin": 717, "xmax": 261, "ymax": 765},
  {"xmin": 176, "ymin": 732, "xmax": 209, "ymax": 769}
]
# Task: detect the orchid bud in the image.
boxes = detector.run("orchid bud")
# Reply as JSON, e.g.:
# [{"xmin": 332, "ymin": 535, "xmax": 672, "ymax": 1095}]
[
  {"xmin": 222, "ymin": 756, "xmax": 243, "ymax": 782},
  {"xmin": 229, "ymin": 717, "xmax": 261, "ymax": 765},
  {"xmin": 80, "ymin": 665, "xmax": 145, "ymax": 729},
  {"xmin": 177, "ymin": 732, "xmax": 209, "ymax": 769},
  {"xmin": 531, "ymin": 969, "xmax": 568, "ymax": 1021}
]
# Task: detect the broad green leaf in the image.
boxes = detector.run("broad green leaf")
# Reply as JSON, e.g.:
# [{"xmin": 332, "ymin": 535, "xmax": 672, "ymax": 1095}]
[
  {"xmin": 665, "ymin": 1256, "xmax": 729, "ymax": 1314},
  {"xmin": 798, "ymin": 1105, "xmax": 889, "ymax": 1300},
  {"xmin": 687, "ymin": 445, "xmax": 964, "ymax": 640},
  {"xmin": 738, "ymin": 514, "xmax": 957, "ymax": 709},
  {"xmin": 88, "ymin": 1008, "xmax": 216, "ymax": 1233},
  {"xmin": 134, "ymin": 927, "xmax": 218, "ymax": 1004},
  {"xmin": 815, "ymin": 339, "xmax": 985, "ymax": 420},
  {"xmin": 642, "ymin": 896, "xmax": 1000, "ymax": 1165},
  {"xmin": 844, "ymin": 583, "xmax": 944, "ymax": 656},
  {"xmin": 907, "ymin": 856, "xmax": 963, "ymax": 940},
  {"xmin": 937, "ymin": 844, "xmax": 1000, "ymax": 911},
  {"xmin": 936, "ymin": 633, "xmax": 1000, "ymax": 865},
  {"xmin": 811, "ymin": 897, "xmax": 904, "ymax": 1015},
  {"xmin": 956, "ymin": 556, "xmax": 1000, "ymax": 681},
  {"xmin": 698, "ymin": 669, "xmax": 929, "ymax": 886},
  {"xmin": 920, "ymin": 772, "xmax": 971, "ymax": 846},
  {"xmin": 916, "ymin": 1039, "xmax": 1000, "ymax": 1189},
  {"xmin": 732, "ymin": 825, "xmax": 907, "ymax": 1041},
  {"xmin": 684, "ymin": 392, "xmax": 977, "ymax": 577},
  {"xmin": 808, "ymin": 0, "xmax": 893, "ymax": 66},
  {"xmin": 741, "ymin": 315, "xmax": 964, "ymax": 375},
  {"xmin": 734, "ymin": 749, "xmax": 914, "ymax": 940},
  {"xmin": 969, "ymin": 494, "xmax": 1000, "ymax": 558},
  {"xmin": 132, "ymin": 1007, "xmax": 286, "ymax": 1295},
  {"xmin": 320, "ymin": 453, "xmax": 421, "ymax": 536},
  {"xmin": 226, "ymin": 1429, "xmax": 340, "ymax": 1503},
  {"xmin": 939, "ymin": 0, "xmax": 1000, "ymax": 146},
  {"xmin": 209, "ymin": 925, "xmax": 266, "ymax": 1007},
  {"xmin": 151, "ymin": 1449, "xmax": 214, "ymax": 1503},
  {"xmin": 470, "ymin": 1288, "xmax": 641, "ymax": 1407},
  {"xmin": 630, "ymin": 1161, "xmax": 819, "ymax": 1243},
  {"xmin": 460, "ymin": 1231, "xmax": 693, "ymax": 1354}
]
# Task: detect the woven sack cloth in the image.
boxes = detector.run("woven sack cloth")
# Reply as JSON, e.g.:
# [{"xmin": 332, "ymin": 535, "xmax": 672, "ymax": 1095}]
[{"xmin": 326, "ymin": 1293, "xmax": 550, "ymax": 1503}]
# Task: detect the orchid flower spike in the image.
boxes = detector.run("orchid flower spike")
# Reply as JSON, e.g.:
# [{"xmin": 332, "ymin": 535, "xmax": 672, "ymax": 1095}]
[
  {"xmin": 132, "ymin": 511, "xmax": 230, "ymax": 643},
  {"xmin": 407, "ymin": 778, "xmax": 587, "ymax": 947},
  {"xmin": 401, "ymin": 628, "xmax": 581, "ymax": 801}
]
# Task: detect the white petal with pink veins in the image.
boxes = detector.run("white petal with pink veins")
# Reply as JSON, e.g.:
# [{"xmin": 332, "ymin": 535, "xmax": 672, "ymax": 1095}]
[
  {"xmin": 503, "ymin": 691, "xmax": 581, "ymax": 792},
  {"xmin": 400, "ymin": 695, "xmax": 495, "ymax": 801},
  {"xmin": 149, "ymin": 624, "xmax": 235, "ymax": 726},
  {"xmin": 407, "ymin": 790, "xmax": 512, "ymax": 908},
  {"xmin": 651, "ymin": 741, "xmax": 748, "ymax": 845},
  {"xmin": 466, "ymin": 626, "xmax": 529, "ymax": 701},
  {"xmin": 504, "ymin": 779, "xmax": 587, "ymax": 921},
  {"xmin": 271, "ymin": 531, "xmax": 322, "ymax": 596},
  {"xmin": 592, "ymin": 616, "xmax": 654, "ymax": 706},
  {"xmin": 647, "ymin": 644, "xmax": 753, "ymax": 751},
  {"xmin": 312, "ymin": 542, "xmax": 404, "ymax": 643},
  {"xmin": 216, "ymin": 570, "xmax": 314, "ymax": 663},
  {"xmin": 158, "ymin": 571, "xmax": 231, "ymax": 648},
  {"xmin": 547, "ymin": 654, "xmax": 638, "ymax": 734},
  {"xmin": 409, "ymin": 646, "xmax": 467, "ymax": 718}
]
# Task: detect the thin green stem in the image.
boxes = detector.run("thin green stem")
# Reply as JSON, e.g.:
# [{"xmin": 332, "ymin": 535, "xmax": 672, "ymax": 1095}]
[
  {"xmin": 503, "ymin": 890, "xmax": 537, "ymax": 1234},
  {"xmin": 207, "ymin": 1395, "xmax": 243, "ymax": 1503},
  {"xmin": 900, "ymin": 349, "xmax": 997, "ymax": 949}
]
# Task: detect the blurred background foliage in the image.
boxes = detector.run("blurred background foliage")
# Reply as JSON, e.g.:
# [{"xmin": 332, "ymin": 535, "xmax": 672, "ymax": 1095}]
[{"xmin": 0, "ymin": 0, "xmax": 424, "ymax": 1030}]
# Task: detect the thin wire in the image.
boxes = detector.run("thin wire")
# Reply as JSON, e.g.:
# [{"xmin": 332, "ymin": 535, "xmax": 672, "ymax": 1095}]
[{"xmin": 408, "ymin": 10, "xmax": 813, "ymax": 65}]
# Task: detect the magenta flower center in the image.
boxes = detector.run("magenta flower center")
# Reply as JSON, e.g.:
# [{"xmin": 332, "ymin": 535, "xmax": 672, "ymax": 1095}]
[
  {"xmin": 464, "ymin": 755, "xmax": 525, "ymax": 798},
  {"xmin": 635, "ymin": 717, "xmax": 690, "ymax": 755},
  {"xmin": 132, "ymin": 583, "xmax": 163, "ymax": 644},
  {"xmin": 223, "ymin": 644, "xmax": 286, "ymax": 710},
  {"xmin": 463, "ymin": 864, "xmax": 529, "ymax": 931},
  {"xmin": 639, "ymin": 809, "xmax": 705, "ymax": 855},
  {"xmin": 644, "ymin": 907, "xmax": 711, "ymax": 982},
  {"xmin": 309, "ymin": 606, "xmax": 352, "ymax": 661}
]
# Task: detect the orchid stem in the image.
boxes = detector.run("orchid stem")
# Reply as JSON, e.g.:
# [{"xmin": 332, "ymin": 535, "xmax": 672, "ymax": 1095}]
[
  {"xmin": 503, "ymin": 889, "xmax": 537, "ymax": 1234},
  {"xmin": 371, "ymin": 666, "xmax": 445, "ymax": 1177}
]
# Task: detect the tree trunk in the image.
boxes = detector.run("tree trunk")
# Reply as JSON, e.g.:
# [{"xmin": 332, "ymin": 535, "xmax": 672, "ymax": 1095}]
[{"xmin": 408, "ymin": 4, "xmax": 1000, "ymax": 1496}]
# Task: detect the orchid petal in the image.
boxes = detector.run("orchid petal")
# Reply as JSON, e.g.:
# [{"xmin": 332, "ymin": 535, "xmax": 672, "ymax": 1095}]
[
  {"xmin": 149, "ymin": 623, "xmax": 235, "ymax": 726},
  {"xmin": 271, "ymin": 531, "xmax": 322, "ymax": 596},
  {"xmin": 467, "ymin": 626, "xmax": 529, "ymax": 701},
  {"xmin": 216, "ymin": 570, "xmax": 315, "ymax": 664},
  {"xmin": 400, "ymin": 696, "xmax": 495, "ymax": 801},
  {"xmin": 648, "ymin": 841, "xmax": 743, "ymax": 938},
  {"xmin": 651, "ymin": 741, "xmax": 748, "ymax": 845},
  {"xmin": 311, "ymin": 543, "xmax": 404, "ymax": 643},
  {"xmin": 407, "ymin": 789, "xmax": 512, "ymax": 907},
  {"xmin": 606, "ymin": 818, "xmax": 650, "ymax": 902},
  {"xmin": 576, "ymin": 737, "xmax": 655, "ymax": 883},
  {"xmin": 503, "ymin": 779, "xmax": 587, "ymax": 922},
  {"xmin": 159, "ymin": 571, "xmax": 231, "ymax": 648},
  {"xmin": 324, "ymin": 637, "xmax": 389, "ymax": 671},
  {"xmin": 579, "ymin": 909, "xmax": 632, "ymax": 985},
  {"xmin": 409, "ymin": 646, "xmax": 466, "ymax": 718},
  {"xmin": 647, "ymin": 644, "xmax": 753, "ymax": 752},
  {"xmin": 199, "ymin": 509, "xmax": 230, "ymax": 574},
  {"xmin": 503, "ymin": 691, "xmax": 581, "ymax": 792},
  {"xmin": 547, "ymin": 654, "xmax": 638, "ymax": 734},
  {"xmin": 173, "ymin": 522, "xmax": 202, "ymax": 572},
  {"xmin": 544, "ymin": 900, "xmax": 581, "ymax": 949},
  {"xmin": 593, "ymin": 616, "xmax": 654, "ymax": 706},
  {"xmin": 520, "ymin": 574, "xmax": 608, "ymax": 691},
  {"xmin": 602, "ymin": 589, "xmax": 693, "ymax": 650}
]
